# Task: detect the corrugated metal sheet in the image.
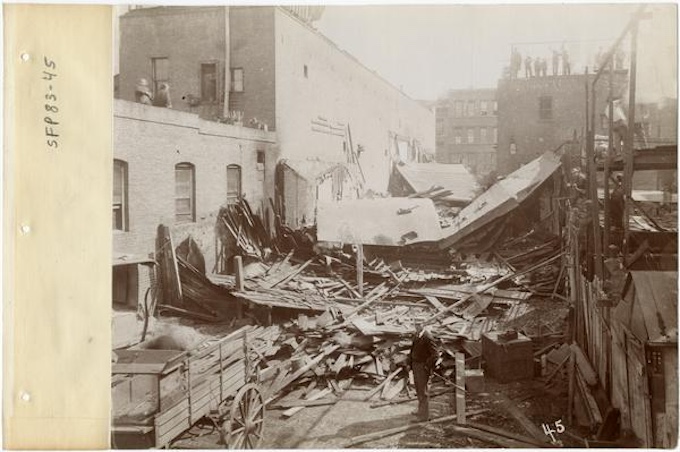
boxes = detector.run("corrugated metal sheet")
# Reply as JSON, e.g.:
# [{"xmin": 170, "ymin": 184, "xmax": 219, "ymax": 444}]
[
  {"xmin": 316, "ymin": 198, "xmax": 442, "ymax": 246},
  {"xmin": 616, "ymin": 271, "xmax": 678, "ymax": 344},
  {"xmin": 438, "ymin": 150, "xmax": 562, "ymax": 249},
  {"xmin": 395, "ymin": 162, "xmax": 480, "ymax": 203}
]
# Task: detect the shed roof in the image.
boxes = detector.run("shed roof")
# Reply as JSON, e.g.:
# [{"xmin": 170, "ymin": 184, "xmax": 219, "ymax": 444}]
[
  {"xmin": 615, "ymin": 271, "xmax": 678, "ymax": 344},
  {"xmin": 395, "ymin": 162, "xmax": 479, "ymax": 203},
  {"xmin": 438, "ymin": 150, "xmax": 562, "ymax": 249},
  {"xmin": 316, "ymin": 197, "xmax": 442, "ymax": 246}
]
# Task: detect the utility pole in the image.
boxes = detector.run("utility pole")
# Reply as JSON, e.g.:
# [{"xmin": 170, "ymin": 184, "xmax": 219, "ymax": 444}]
[
  {"xmin": 588, "ymin": 69, "xmax": 603, "ymax": 280},
  {"xmin": 603, "ymin": 62, "xmax": 613, "ymax": 255},
  {"xmin": 623, "ymin": 21, "xmax": 639, "ymax": 258}
]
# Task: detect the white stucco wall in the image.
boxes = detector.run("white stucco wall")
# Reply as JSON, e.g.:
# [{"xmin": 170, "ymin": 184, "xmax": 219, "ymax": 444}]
[{"xmin": 273, "ymin": 9, "xmax": 435, "ymax": 193}]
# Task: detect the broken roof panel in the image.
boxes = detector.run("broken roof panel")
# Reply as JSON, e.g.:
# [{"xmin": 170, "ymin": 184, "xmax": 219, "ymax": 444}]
[
  {"xmin": 316, "ymin": 198, "xmax": 443, "ymax": 246},
  {"xmin": 616, "ymin": 271, "xmax": 678, "ymax": 344},
  {"xmin": 438, "ymin": 150, "xmax": 562, "ymax": 249},
  {"xmin": 395, "ymin": 162, "xmax": 480, "ymax": 203},
  {"xmin": 280, "ymin": 158, "xmax": 348, "ymax": 182}
]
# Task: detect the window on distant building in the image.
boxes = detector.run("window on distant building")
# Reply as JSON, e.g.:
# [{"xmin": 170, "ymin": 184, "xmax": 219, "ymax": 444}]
[
  {"xmin": 201, "ymin": 63, "xmax": 218, "ymax": 103},
  {"xmin": 480, "ymin": 127, "xmax": 487, "ymax": 143},
  {"xmin": 454, "ymin": 128, "xmax": 463, "ymax": 144},
  {"xmin": 467, "ymin": 100, "xmax": 475, "ymax": 117},
  {"xmin": 175, "ymin": 163, "xmax": 195, "ymax": 223},
  {"xmin": 493, "ymin": 101, "xmax": 498, "ymax": 115},
  {"xmin": 227, "ymin": 164, "xmax": 242, "ymax": 205},
  {"xmin": 493, "ymin": 127, "xmax": 498, "ymax": 144},
  {"xmin": 304, "ymin": 65, "xmax": 309, "ymax": 78},
  {"xmin": 539, "ymin": 96, "xmax": 553, "ymax": 120},
  {"xmin": 436, "ymin": 117, "xmax": 444, "ymax": 135},
  {"xmin": 113, "ymin": 159, "xmax": 128, "ymax": 231},
  {"xmin": 467, "ymin": 128, "xmax": 475, "ymax": 144},
  {"xmin": 454, "ymin": 101, "xmax": 464, "ymax": 118},
  {"xmin": 151, "ymin": 57, "xmax": 169, "ymax": 96},
  {"xmin": 480, "ymin": 101, "xmax": 488, "ymax": 116},
  {"xmin": 230, "ymin": 68, "xmax": 244, "ymax": 92}
]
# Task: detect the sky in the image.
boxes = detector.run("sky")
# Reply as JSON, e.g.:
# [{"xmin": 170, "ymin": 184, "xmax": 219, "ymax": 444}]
[{"xmin": 316, "ymin": 3, "xmax": 677, "ymax": 102}]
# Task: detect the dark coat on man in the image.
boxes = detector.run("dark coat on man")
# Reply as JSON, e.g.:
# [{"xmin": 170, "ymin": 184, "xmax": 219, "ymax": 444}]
[{"xmin": 409, "ymin": 328, "xmax": 438, "ymax": 420}]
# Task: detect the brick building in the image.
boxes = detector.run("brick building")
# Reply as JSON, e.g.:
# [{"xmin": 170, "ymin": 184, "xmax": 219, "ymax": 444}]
[
  {"xmin": 118, "ymin": 6, "xmax": 434, "ymax": 197},
  {"xmin": 435, "ymin": 88, "xmax": 498, "ymax": 175},
  {"xmin": 496, "ymin": 72, "xmax": 630, "ymax": 175},
  {"xmin": 113, "ymin": 99, "xmax": 275, "ymax": 271}
]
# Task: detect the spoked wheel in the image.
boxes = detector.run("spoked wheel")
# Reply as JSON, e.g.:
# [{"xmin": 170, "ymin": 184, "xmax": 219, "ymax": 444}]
[{"xmin": 221, "ymin": 383, "xmax": 265, "ymax": 449}]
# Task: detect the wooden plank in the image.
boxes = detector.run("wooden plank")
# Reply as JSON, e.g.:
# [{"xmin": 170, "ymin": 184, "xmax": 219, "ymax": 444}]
[
  {"xmin": 282, "ymin": 388, "xmax": 333, "ymax": 418},
  {"xmin": 424, "ymin": 295, "xmax": 446, "ymax": 312},
  {"xmin": 570, "ymin": 343, "xmax": 598, "ymax": 386},
  {"xmin": 499, "ymin": 396, "xmax": 549, "ymax": 443},
  {"xmin": 455, "ymin": 352, "xmax": 466, "ymax": 424},
  {"xmin": 363, "ymin": 368, "xmax": 402, "ymax": 401}
]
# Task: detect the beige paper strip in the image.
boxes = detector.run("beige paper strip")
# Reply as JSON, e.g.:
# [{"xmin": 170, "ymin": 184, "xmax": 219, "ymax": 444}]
[{"xmin": 4, "ymin": 5, "xmax": 112, "ymax": 449}]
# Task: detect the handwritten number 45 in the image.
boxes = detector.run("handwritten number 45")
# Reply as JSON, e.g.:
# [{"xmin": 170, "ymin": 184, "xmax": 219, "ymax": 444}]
[
  {"xmin": 542, "ymin": 419, "xmax": 565, "ymax": 443},
  {"xmin": 43, "ymin": 57, "xmax": 56, "ymax": 80}
]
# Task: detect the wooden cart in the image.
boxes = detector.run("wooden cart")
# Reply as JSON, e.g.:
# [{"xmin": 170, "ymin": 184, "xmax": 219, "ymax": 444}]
[{"xmin": 112, "ymin": 326, "xmax": 266, "ymax": 449}]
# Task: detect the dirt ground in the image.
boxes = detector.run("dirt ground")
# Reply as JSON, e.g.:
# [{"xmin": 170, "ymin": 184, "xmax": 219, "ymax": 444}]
[{"xmin": 171, "ymin": 374, "xmax": 584, "ymax": 449}]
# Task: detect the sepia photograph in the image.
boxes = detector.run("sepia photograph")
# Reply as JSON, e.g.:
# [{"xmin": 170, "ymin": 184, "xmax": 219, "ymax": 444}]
[{"xmin": 109, "ymin": 4, "xmax": 678, "ymax": 449}]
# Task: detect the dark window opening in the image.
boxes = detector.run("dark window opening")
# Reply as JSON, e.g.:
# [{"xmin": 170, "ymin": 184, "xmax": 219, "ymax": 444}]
[
  {"xmin": 113, "ymin": 159, "xmax": 128, "ymax": 231},
  {"xmin": 201, "ymin": 63, "xmax": 218, "ymax": 103},
  {"xmin": 539, "ymin": 96, "xmax": 553, "ymax": 120},
  {"xmin": 227, "ymin": 164, "xmax": 242, "ymax": 205},
  {"xmin": 151, "ymin": 57, "xmax": 169, "ymax": 96}
]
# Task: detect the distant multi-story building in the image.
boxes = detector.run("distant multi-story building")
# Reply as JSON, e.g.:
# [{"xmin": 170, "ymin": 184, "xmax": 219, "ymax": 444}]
[{"xmin": 435, "ymin": 88, "xmax": 497, "ymax": 175}]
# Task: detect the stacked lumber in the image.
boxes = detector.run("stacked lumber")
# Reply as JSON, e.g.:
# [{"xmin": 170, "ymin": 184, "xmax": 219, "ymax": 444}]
[
  {"xmin": 495, "ymin": 229, "xmax": 564, "ymax": 295},
  {"xmin": 216, "ymin": 199, "xmax": 276, "ymax": 262}
]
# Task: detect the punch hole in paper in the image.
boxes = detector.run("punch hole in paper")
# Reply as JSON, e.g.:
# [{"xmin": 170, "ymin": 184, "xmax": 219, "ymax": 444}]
[
  {"xmin": 19, "ymin": 224, "xmax": 31, "ymax": 235},
  {"xmin": 19, "ymin": 390, "xmax": 31, "ymax": 402},
  {"xmin": 20, "ymin": 52, "xmax": 30, "ymax": 62}
]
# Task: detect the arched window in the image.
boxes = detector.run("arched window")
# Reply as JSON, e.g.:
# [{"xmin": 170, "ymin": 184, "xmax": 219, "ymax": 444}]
[
  {"xmin": 226, "ymin": 164, "xmax": 242, "ymax": 205},
  {"xmin": 113, "ymin": 159, "xmax": 128, "ymax": 231},
  {"xmin": 175, "ymin": 163, "xmax": 195, "ymax": 222}
]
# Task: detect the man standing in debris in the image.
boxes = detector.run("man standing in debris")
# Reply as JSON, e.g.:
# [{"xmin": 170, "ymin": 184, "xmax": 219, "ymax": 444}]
[{"xmin": 409, "ymin": 322, "xmax": 439, "ymax": 421}]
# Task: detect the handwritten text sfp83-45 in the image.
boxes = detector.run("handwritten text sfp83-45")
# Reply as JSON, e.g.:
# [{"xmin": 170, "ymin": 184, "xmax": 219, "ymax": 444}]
[{"xmin": 42, "ymin": 56, "xmax": 59, "ymax": 149}]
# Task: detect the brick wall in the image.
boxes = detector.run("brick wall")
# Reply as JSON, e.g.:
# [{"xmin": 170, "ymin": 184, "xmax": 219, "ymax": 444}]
[
  {"xmin": 229, "ymin": 7, "xmax": 277, "ymax": 131},
  {"xmin": 119, "ymin": 6, "xmax": 228, "ymax": 120},
  {"xmin": 497, "ymin": 72, "xmax": 628, "ymax": 175},
  {"xmin": 113, "ymin": 99, "xmax": 276, "ymax": 272}
]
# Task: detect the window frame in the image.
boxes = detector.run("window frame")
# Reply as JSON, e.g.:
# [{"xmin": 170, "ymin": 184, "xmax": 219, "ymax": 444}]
[
  {"xmin": 151, "ymin": 57, "xmax": 169, "ymax": 97},
  {"xmin": 467, "ymin": 128, "xmax": 475, "ymax": 144},
  {"xmin": 539, "ymin": 96, "xmax": 553, "ymax": 120},
  {"xmin": 226, "ymin": 164, "xmax": 242, "ymax": 205},
  {"xmin": 175, "ymin": 162, "xmax": 196, "ymax": 223},
  {"xmin": 230, "ymin": 67, "xmax": 244, "ymax": 93},
  {"xmin": 113, "ymin": 159, "xmax": 128, "ymax": 231}
]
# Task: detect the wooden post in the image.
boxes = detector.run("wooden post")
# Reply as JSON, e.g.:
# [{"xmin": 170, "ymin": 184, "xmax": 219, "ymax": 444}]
[
  {"xmin": 567, "ymin": 347, "xmax": 575, "ymax": 423},
  {"xmin": 456, "ymin": 352, "xmax": 466, "ymax": 424},
  {"xmin": 356, "ymin": 243, "xmax": 364, "ymax": 297},
  {"xmin": 234, "ymin": 255, "xmax": 245, "ymax": 291}
]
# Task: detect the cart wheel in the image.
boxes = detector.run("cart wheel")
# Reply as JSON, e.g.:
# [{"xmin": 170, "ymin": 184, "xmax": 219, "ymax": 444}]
[{"xmin": 221, "ymin": 383, "xmax": 265, "ymax": 449}]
